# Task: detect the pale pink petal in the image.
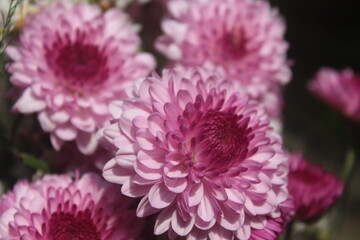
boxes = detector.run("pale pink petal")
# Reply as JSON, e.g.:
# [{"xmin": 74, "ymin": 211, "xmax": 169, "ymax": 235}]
[
  {"xmin": 13, "ymin": 89, "xmax": 46, "ymax": 113},
  {"xmin": 54, "ymin": 125, "xmax": 77, "ymax": 141},
  {"xmin": 154, "ymin": 206, "xmax": 174, "ymax": 235},
  {"xmin": 38, "ymin": 111, "xmax": 55, "ymax": 132},
  {"xmin": 148, "ymin": 183, "xmax": 177, "ymax": 209},
  {"xmin": 75, "ymin": 131, "xmax": 98, "ymax": 155}
]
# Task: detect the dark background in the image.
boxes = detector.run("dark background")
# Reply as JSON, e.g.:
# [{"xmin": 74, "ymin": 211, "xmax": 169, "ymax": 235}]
[{"xmin": 270, "ymin": 0, "xmax": 360, "ymax": 239}]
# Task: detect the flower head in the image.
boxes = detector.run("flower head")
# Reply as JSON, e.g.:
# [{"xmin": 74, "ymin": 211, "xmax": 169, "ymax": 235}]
[
  {"xmin": 0, "ymin": 173, "xmax": 144, "ymax": 239},
  {"xmin": 309, "ymin": 68, "xmax": 360, "ymax": 122},
  {"xmin": 288, "ymin": 154, "xmax": 344, "ymax": 220},
  {"xmin": 156, "ymin": 0, "xmax": 290, "ymax": 100},
  {"xmin": 101, "ymin": 67, "xmax": 289, "ymax": 239},
  {"xmin": 6, "ymin": 1, "xmax": 155, "ymax": 154}
]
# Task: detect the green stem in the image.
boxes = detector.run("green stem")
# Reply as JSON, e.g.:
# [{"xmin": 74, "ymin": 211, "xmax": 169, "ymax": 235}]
[
  {"xmin": 329, "ymin": 124, "xmax": 359, "ymax": 240},
  {"xmin": 284, "ymin": 220, "xmax": 294, "ymax": 240},
  {"xmin": 341, "ymin": 147, "xmax": 356, "ymax": 181},
  {"xmin": 1, "ymin": 0, "xmax": 22, "ymax": 52}
]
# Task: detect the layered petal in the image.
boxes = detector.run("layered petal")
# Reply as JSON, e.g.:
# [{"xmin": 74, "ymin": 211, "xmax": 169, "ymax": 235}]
[{"xmin": 100, "ymin": 67, "xmax": 290, "ymax": 239}]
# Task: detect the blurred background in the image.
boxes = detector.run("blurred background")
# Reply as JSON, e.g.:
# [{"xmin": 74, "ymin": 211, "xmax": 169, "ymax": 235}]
[
  {"xmin": 0, "ymin": 0, "xmax": 359, "ymax": 239},
  {"xmin": 270, "ymin": 0, "xmax": 360, "ymax": 239}
]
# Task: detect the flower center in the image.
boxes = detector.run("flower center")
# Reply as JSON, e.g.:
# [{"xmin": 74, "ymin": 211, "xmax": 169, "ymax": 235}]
[
  {"xmin": 218, "ymin": 31, "xmax": 246, "ymax": 61},
  {"xmin": 47, "ymin": 210, "xmax": 100, "ymax": 240},
  {"xmin": 193, "ymin": 110, "xmax": 250, "ymax": 167},
  {"xmin": 53, "ymin": 41, "xmax": 108, "ymax": 90}
]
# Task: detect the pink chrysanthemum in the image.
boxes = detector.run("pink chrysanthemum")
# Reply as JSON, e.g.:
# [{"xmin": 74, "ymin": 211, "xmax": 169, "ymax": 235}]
[
  {"xmin": 101, "ymin": 67, "xmax": 289, "ymax": 239},
  {"xmin": 156, "ymin": 0, "xmax": 290, "ymax": 107},
  {"xmin": 309, "ymin": 68, "xmax": 360, "ymax": 122},
  {"xmin": 0, "ymin": 173, "xmax": 144, "ymax": 239},
  {"xmin": 6, "ymin": 1, "xmax": 155, "ymax": 154},
  {"xmin": 288, "ymin": 154, "xmax": 344, "ymax": 220}
]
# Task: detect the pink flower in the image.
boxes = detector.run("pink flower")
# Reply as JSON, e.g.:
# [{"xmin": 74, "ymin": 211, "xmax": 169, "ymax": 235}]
[
  {"xmin": 288, "ymin": 154, "xmax": 344, "ymax": 220},
  {"xmin": 309, "ymin": 68, "xmax": 360, "ymax": 122},
  {"xmin": 250, "ymin": 200, "xmax": 293, "ymax": 240},
  {"xmin": 156, "ymin": 0, "xmax": 290, "ymax": 117},
  {"xmin": 6, "ymin": 1, "xmax": 156, "ymax": 154},
  {"xmin": 250, "ymin": 216, "xmax": 286, "ymax": 240},
  {"xmin": 0, "ymin": 173, "xmax": 144, "ymax": 239},
  {"xmin": 101, "ymin": 67, "xmax": 289, "ymax": 239}
]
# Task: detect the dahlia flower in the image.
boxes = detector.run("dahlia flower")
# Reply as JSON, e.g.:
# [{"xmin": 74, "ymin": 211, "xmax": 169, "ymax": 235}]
[
  {"xmin": 6, "ymin": 1, "xmax": 155, "ymax": 154},
  {"xmin": 309, "ymin": 68, "xmax": 360, "ymax": 122},
  {"xmin": 156, "ymin": 0, "xmax": 290, "ymax": 108},
  {"xmin": 101, "ymin": 67, "xmax": 289, "ymax": 239},
  {"xmin": 0, "ymin": 173, "xmax": 144, "ymax": 239},
  {"xmin": 288, "ymin": 154, "xmax": 344, "ymax": 220}
]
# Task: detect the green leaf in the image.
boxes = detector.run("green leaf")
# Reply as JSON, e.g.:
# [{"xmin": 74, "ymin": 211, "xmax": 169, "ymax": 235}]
[
  {"xmin": 20, "ymin": 153, "xmax": 49, "ymax": 173},
  {"xmin": 1, "ymin": 0, "xmax": 22, "ymax": 54}
]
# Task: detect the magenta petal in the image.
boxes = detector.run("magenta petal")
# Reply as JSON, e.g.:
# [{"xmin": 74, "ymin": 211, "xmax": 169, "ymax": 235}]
[{"xmin": 288, "ymin": 153, "xmax": 344, "ymax": 220}]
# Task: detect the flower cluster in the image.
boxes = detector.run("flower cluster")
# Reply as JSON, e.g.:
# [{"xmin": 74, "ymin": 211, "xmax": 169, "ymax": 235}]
[{"xmin": 0, "ymin": 0, "xmax": 350, "ymax": 240}]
